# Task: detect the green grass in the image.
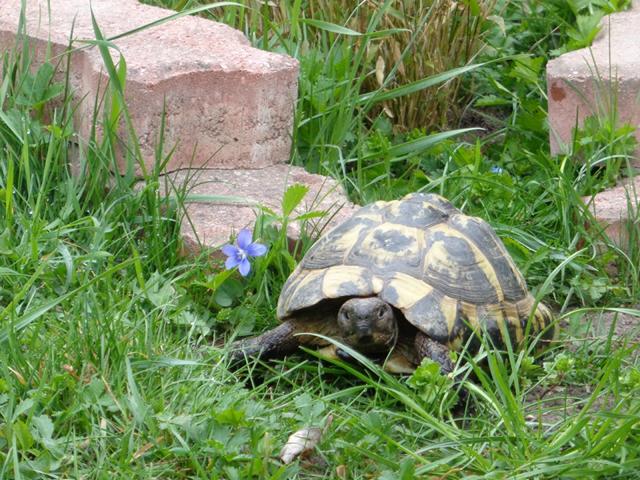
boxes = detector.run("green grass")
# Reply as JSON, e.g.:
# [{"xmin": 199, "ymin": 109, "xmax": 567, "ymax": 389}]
[{"xmin": 1, "ymin": 0, "xmax": 640, "ymax": 478}]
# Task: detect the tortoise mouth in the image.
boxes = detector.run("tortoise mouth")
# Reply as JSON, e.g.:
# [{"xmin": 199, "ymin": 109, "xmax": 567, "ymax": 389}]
[{"xmin": 343, "ymin": 329, "xmax": 398, "ymax": 354}]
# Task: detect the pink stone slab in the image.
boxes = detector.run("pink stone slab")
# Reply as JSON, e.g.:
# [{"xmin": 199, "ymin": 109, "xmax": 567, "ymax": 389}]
[
  {"xmin": 152, "ymin": 165, "xmax": 357, "ymax": 255},
  {"xmin": 0, "ymin": 0, "xmax": 299, "ymax": 174},
  {"xmin": 583, "ymin": 177, "xmax": 640, "ymax": 251},
  {"xmin": 547, "ymin": 3, "xmax": 640, "ymax": 167}
]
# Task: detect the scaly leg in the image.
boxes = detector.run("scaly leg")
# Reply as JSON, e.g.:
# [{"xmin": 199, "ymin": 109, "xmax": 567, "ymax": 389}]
[
  {"xmin": 229, "ymin": 321, "xmax": 300, "ymax": 363},
  {"xmin": 228, "ymin": 316, "xmax": 333, "ymax": 364},
  {"xmin": 415, "ymin": 331, "xmax": 469, "ymax": 406},
  {"xmin": 414, "ymin": 331, "xmax": 455, "ymax": 374}
]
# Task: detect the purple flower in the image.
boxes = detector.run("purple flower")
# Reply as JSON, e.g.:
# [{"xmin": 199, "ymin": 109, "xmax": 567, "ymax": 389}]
[{"xmin": 221, "ymin": 229, "xmax": 267, "ymax": 277}]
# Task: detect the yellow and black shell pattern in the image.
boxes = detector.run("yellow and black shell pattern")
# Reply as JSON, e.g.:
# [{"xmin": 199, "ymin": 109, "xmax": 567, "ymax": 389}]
[{"xmin": 277, "ymin": 193, "xmax": 555, "ymax": 350}]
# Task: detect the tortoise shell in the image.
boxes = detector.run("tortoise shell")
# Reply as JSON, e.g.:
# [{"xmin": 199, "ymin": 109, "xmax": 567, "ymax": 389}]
[{"xmin": 277, "ymin": 193, "xmax": 555, "ymax": 350}]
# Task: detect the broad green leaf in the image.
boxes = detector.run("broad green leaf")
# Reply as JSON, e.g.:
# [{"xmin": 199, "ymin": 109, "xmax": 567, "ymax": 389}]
[
  {"xmin": 14, "ymin": 420, "xmax": 34, "ymax": 450},
  {"xmin": 32, "ymin": 415, "xmax": 54, "ymax": 443},
  {"xmin": 281, "ymin": 184, "xmax": 309, "ymax": 217},
  {"xmin": 13, "ymin": 398, "xmax": 34, "ymax": 419},
  {"xmin": 214, "ymin": 287, "xmax": 233, "ymax": 308},
  {"xmin": 214, "ymin": 278, "xmax": 243, "ymax": 307},
  {"xmin": 32, "ymin": 415, "xmax": 62, "ymax": 455}
]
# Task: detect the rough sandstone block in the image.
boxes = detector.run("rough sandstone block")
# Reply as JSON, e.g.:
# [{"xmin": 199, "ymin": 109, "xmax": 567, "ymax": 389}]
[
  {"xmin": 583, "ymin": 177, "xmax": 639, "ymax": 251},
  {"xmin": 0, "ymin": 0, "xmax": 356, "ymax": 251},
  {"xmin": 548, "ymin": 2, "xmax": 640, "ymax": 252},
  {"xmin": 547, "ymin": 3, "xmax": 640, "ymax": 167},
  {"xmin": 155, "ymin": 165, "xmax": 357, "ymax": 252},
  {"xmin": 0, "ymin": 0, "xmax": 299, "ymax": 174}
]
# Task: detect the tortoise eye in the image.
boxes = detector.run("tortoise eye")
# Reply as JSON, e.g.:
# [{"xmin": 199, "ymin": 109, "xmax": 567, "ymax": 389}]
[{"xmin": 377, "ymin": 307, "xmax": 386, "ymax": 319}]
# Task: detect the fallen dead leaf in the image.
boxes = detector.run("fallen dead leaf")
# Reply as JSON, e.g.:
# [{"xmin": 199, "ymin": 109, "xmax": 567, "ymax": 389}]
[
  {"xmin": 8, "ymin": 367, "xmax": 26, "ymax": 386},
  {"xmin": 279, "ymin": 427, "xmax": 323, "ymax": 464},
  {"xmin": 63, "ymin": 364, "xmax": 79, "ymax": 380},
  {"xmin": 391, "ymin": 39, "xmax": 405, "ymax": 77},
  {"xmin": 376, "ymin": 55, "xmax": 385, "ymax": 87},
  {"xmin": 279, "ymin": 415, "xmax": 333, "ymax": 464},
  {"xmin": 132, "ymin": 442, "xmax": 154, "ymax": 461},
  {"xmin": 132, "ymin": 436, "xmax": 164, "ymax": 461}
]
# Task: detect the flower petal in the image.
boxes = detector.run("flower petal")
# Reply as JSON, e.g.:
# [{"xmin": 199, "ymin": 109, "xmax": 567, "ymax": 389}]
[
  {"xmin": 238, "ymin": 258, "xmax": 251, "ymax": 277},
  {"xmin": 245, "ymin": 242, "xmax": 267, "ymax": 257},
  {"xmin": 236, "ymin": 229, "xmax": 253, "ymax": 250},
  {"xmin": 225, "ymin": 255, "xmax": 240, "ymax": 270},
  {"xmin": 221, "ymin": 244, "xmax": 238, "ymax": 258}
]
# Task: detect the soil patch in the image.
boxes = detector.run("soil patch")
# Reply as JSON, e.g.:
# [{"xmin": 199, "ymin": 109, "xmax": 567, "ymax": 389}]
[{"xmin": 524, "ymin": 308, "xmax": 639, "ymax": 425}]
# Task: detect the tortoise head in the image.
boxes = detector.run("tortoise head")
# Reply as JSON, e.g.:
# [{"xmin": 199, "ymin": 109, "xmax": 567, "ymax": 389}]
[{"xmin": 336, "ymin": 297, "xmax": 398, "ymax": 354}]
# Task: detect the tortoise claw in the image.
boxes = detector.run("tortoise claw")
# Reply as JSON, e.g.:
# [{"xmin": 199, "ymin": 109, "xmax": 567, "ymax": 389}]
[{"xmin": 335, "ymin": 348, "xmax": 353, "ymax": 362}]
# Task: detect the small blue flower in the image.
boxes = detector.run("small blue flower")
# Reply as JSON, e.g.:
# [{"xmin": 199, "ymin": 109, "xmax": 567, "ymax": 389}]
[
  {"xmin": 490, "ymin": 166, "xmax": 504, "ymax": 174},
  {"xmin": 221, "ymin": 229, "xmax": 267, "ymax": 277}
]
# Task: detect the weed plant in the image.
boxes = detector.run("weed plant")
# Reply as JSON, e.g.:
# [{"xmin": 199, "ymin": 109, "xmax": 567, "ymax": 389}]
[{"xmin": 1, "ymin": 0, "xmax": 639, "ymax": 478}]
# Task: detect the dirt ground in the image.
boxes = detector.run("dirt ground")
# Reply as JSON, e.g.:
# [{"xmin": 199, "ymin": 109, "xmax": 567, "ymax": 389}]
[
  {"xmin": 580, "ymin": 308, "xmax": 640, "ymax": 343},
  {"xmin": 524, "ymin": 308, "xmax": 639, "ymax": 426}
]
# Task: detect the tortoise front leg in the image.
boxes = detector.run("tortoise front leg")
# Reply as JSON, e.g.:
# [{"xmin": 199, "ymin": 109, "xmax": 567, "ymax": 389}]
[
  {"xmin": 415, "ymin": 331, "xmax": 469, "ymax": 406},
  {"xmin": 229, "ymin": 320, "xmax": 300, "ymax": 363},
  {"xmin": 228, "ymin": 316, "xmax": 333, "ymax": 364},
  {"xmin": 414, "ymin": 331, "xmax": 455, "ymax": 374}
]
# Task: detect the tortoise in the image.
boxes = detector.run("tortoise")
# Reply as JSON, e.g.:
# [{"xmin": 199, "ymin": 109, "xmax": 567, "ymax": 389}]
[{"xmin": 229, "ymin": 193, "xmax": 556, "ymax": 375}]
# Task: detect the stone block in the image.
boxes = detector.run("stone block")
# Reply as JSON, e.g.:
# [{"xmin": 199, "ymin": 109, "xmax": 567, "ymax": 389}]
[
  {"xmin": 153, "ymin": 165, "xmax": 357, "ymax": 255},
  {"xmin": 0, "ymin": 0, "xmax": 299, "ymax": 174},
  {"xmin": 547, "ymin": 3, "xmax": 640, "ymax": 167},
  {"xmin": 583, "ymin": 177, "xmax": 640, "ymax": 251}
]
